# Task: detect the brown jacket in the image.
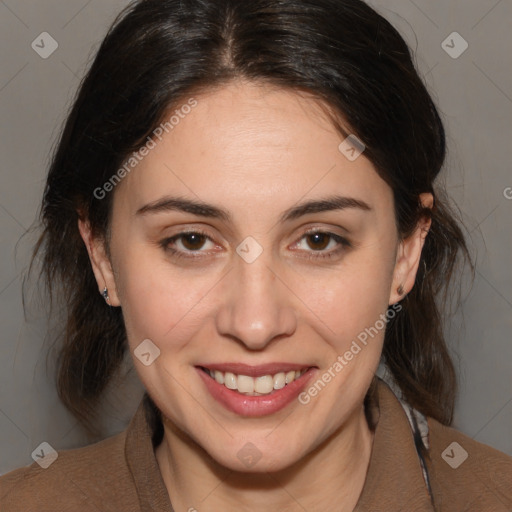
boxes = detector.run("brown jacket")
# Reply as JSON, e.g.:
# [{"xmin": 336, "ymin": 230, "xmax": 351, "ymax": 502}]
[{"xmin": 1, "ymin": 378, "xmax": 511, "ymax": 511}]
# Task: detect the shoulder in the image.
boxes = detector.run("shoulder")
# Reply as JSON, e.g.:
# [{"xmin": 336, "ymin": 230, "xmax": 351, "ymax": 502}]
[
  {"xmin": 0, "ymin": 430, "xmax": 139, "ymax": 512},
  {"xmin": 426, "ymin": 416, "xmax": 512, "ymax": 510}
]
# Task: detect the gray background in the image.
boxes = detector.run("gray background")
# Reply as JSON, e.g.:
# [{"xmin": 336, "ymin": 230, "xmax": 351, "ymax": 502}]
[{"xmin": 0, "ymin": 0, "xmax": 511, "ymax": 476}]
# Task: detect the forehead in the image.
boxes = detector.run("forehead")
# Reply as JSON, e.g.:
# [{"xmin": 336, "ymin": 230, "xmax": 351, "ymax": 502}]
[{"xmin": 112, "ymin": 81, "xmax": 392, "ymax": 221}]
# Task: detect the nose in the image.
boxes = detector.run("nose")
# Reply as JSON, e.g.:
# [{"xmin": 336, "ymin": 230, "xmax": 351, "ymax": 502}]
[{"xmin": 215, "ymin": 253, "xmax": 298, "ymax": 350}]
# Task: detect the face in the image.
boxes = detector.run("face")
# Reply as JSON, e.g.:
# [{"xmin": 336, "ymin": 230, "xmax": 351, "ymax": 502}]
[{"xmin": 81, "ymin": 80, "xmax": 428, "ymax": 472}]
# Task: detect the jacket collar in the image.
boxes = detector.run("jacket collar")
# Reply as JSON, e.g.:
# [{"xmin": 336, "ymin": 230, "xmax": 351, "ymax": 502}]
[
  {"xmin": 353, "ymin": 379, "xmax": 434, "ymax": 510},
  {"xmin": 125, "ymin": 378, "xmax": 434, "ymax": 511},
  {"xmin": 125, "ymin": 400, "xmax": 174, "ymax": 511}
]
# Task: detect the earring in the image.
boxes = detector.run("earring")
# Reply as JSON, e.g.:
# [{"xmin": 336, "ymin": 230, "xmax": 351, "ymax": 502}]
[
  {"xmin": 397, "ymin": 284, "xmax": 405, "ymax": 296},
  {"xmin": 102, "ymin": 286, "xmax": 111, "ymax": 305}
]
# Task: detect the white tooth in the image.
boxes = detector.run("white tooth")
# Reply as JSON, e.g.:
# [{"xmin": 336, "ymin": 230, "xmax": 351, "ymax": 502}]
[
  {"xmin": 285, "ymin": 370, "xmax": 296, "ymax": 384},
  {"xmin": 224, "ymin": 372, "xmax": 237, "ymax": 390},
  {"xmin": 214, "ymin": 370, "xmax": 224, "ymax": 384},
  {"xmin": 237, "ymin": 375, "xmax": 255, "ymax": 393},
  {"xmin": 255, "ymin": 375, "xmax": 274, "ymax": 394},
  {"xmin": 273, "ymin": 372, "xmax": 286, "ymax": 390}
]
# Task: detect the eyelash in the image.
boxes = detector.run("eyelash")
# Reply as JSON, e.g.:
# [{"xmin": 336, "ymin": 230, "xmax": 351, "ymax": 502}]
[{"xmin": 159, "ymin": 228, "xmax": 351, "ymax": 261}]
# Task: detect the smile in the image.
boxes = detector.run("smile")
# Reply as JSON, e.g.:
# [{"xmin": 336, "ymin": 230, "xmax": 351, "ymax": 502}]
[
  {"xmin": 196, "ymin": 364, "xmax": 318, "ymax": 417},
  {"xmin": 200, "ymin": 366, "xmax": 309, "ymax": 396}
]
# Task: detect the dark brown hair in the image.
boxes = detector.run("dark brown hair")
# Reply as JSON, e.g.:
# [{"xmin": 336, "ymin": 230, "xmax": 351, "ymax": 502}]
[{"xmin": 28, "ymin": 0, "xmax": 471, "ymax": 437}]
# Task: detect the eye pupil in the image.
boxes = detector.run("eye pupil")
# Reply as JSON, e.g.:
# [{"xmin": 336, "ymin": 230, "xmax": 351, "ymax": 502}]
[
  {"xmin": 182, "ymin": 233, "xmax": 206, "ymax": 250},
  {"xmin": 307, "ymin": 233, "xmax": 330, "ymax": 250}
]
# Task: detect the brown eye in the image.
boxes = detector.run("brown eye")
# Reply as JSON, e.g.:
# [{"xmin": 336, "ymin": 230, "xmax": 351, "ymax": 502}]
[
  {"xmin": 160, "ymin": 230, "xmax": 217, "ymax": 258},
  {"xmin": 180, "ymin": 233, "xmax": 208, "ymax": 251},
  {"xmin": 292, "ymin": 230, "xmax": 351, "ymax": 261},
  {"xmin": 305, "ymin": 232, "xmax": 331, "ymax": 251}
]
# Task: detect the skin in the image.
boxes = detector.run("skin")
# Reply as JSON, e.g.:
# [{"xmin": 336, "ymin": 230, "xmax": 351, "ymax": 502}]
[{"xmin": 79, "ymin": 80, "xmax": 432, "ymax": 512}]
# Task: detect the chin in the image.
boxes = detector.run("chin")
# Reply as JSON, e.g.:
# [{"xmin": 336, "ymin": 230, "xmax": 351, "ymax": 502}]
[{"xmin": 205, "ymin": 439, "xmax": 305, "ymax": 474}]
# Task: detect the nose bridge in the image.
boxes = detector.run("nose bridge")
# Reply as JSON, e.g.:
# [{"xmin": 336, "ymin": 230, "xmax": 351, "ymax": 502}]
[{"xmin": 215, "ymin": 249, "xmax": 297, "ymax": 349}]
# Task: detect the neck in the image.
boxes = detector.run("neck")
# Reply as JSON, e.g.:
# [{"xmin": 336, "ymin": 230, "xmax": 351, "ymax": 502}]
[{"xmin": 155, "ymin": 405, "xmax": 374, "ymax": 512}]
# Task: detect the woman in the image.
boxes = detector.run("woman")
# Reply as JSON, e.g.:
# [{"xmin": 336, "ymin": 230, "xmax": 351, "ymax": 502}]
[{"xmin": 1, "ymin": 0, "xmax": 511, "ymax": 510}]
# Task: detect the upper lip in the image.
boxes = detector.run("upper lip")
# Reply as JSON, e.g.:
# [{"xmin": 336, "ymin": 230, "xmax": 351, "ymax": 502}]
[{"xmin": 197, "ymin": 363, "xmax": 315, "ymax": 377}]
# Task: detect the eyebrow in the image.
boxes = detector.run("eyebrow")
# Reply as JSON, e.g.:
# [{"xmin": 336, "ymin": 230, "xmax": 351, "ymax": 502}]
[{"xmin": 136, "ymin": 194, "xmax": 371, "ymax": 223}]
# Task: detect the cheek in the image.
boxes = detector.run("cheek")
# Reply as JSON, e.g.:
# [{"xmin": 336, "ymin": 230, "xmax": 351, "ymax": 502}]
[
  {"xmin": 293, "ymin": 247, "xmax": 395, "ymax": 346},
  {"xmin": 114, "ymin": 247, "xmax": 218, "ymax": 349}
]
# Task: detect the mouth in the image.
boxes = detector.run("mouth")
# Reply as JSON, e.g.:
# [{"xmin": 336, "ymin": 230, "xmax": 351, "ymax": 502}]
[
  {"xmin": 196, "ymin": 364, "xmax": 318, "ymax": 417},
  {"xmin": 198, "ymin": 366, "xmax": 310, "ymax": 396}
]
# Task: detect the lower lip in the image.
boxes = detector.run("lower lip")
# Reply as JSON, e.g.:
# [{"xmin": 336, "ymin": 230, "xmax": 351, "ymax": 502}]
[{"xmin": 196, "ymin": 367, "xmax": 317, "ymax": 417}]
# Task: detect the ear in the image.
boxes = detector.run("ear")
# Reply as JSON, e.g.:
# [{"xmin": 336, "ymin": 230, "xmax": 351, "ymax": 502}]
[
  {"xmin": 389, "ymin": 193, "xmax": 433, "ymax": 305},
  {"xmin": 78, "ymin": 217, "xmax": 121, "ymax": 307}
]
